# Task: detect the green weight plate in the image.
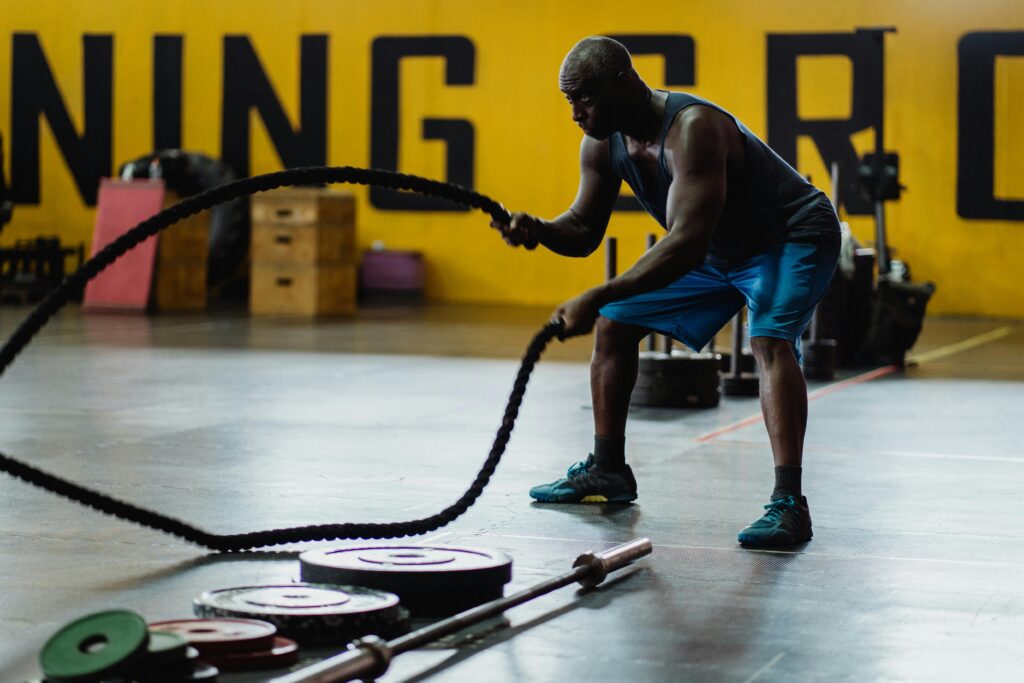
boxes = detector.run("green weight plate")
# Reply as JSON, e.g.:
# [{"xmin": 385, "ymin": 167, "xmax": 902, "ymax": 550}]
[{"xmin": 40, "ymin": 610, "xmax": 149, "ymax": 682}]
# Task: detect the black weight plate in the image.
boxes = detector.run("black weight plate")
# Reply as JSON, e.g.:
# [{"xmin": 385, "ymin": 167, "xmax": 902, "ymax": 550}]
[
  {"xmin": 299, "ymin": 545, "xmax": 512, "ymax": 596},
  {"xmin": 185, "ymin": 661, "xmax": 219, "ymax": 681},
  {"xmin": 802, "ymin": 340, "xmax": 837, "ymax": 380},
  {"xmin": 129, "ymin": 647, "xmax": 202, "ymax": 683},
  {"xmin": 717, "ymin": 350, "xmax": 757, "ymax": 374},
  {"xmin": 392, "ymin": 584, "xmax": 507, "ymax": 618},
  {"xmin": 722, "ymin": 374, "xmax": 760, "ymax": 397},
  {"xmin": 193, "ymin": 584, "xmax": 402, "ymax": 645},
  {"xmin": 632, "ymin": 351, "xmax": 721, "ymax": 408},
  {"xmin": 637, "ymin": 350, "xmax": 720, "ymax": 372},
  {"xmin": 144, "ymin": 630, "xmax": 191, "ymax": 665}
]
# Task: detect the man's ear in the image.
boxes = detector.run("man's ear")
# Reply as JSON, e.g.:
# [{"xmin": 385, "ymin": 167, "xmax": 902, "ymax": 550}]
[{"xmin": 614, "ymin": 68, "xmax": 640, "ymax": 91}]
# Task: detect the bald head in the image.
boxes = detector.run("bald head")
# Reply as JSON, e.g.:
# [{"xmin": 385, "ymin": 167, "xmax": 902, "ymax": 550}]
[
  {"xmin": 559, "ymin": 36, "xmax": 633, "ymax": 83},
  {"xmin": 558, "ymin": 37, "xmax": 647, "ymax": 140}
]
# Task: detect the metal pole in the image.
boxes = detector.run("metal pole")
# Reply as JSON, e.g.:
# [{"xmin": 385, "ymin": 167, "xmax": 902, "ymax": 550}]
[
  {"xmin": 645, "ymin": 234, "xmax": 657, "ymax": 352},
  {"xmin": 605, "ymin": 237, "xmax": 617, "ymax": 281},
  {"xmin": 874, "ymin": 200, "xmax": 890, "ymax": 277},
  {"xmin": 730, "ymin": 310, "xmax": 744, "ymax": 377},
  {"xmin": 809, "ymin": 160, "xmax": 843, "ymax": 346},
  {"xmin": 271, "ymin": 538, "xmax": 653, "ymax": 683}
]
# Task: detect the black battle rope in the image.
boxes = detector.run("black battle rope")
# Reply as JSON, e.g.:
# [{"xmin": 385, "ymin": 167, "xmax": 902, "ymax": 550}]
[{"xmin": 0, "ymin": 166, "xmax": 563, "ymax": 551}]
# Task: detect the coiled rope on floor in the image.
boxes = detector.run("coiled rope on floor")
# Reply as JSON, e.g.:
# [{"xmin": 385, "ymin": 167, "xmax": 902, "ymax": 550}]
[{"xmin": 0, "ymin": 166, "xmax": 563, "ymax": 551}]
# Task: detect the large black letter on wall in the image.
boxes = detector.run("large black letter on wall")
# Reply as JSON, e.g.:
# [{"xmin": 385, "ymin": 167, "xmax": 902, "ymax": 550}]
[
  {"xmin": 605, "ymin": 34, "xmax": 695, "ymax": 212},
  {"xmin": 221, "ymin": 35, "xmax": 327, "ymax": 178},
  {"xmin": 154, "ymin": 35, "xmax": 183, "ymax": 151},
  {"xmin": 370, "ymin": 36, "xmax": 475, "ymax": 211},
  {"xmin": 10, "ymin": 33, "xmax": 112, "ymax": 206},
  {"xmin": 767, "ymin": 29, "xmax": 889, "ymax": 215},
  {"xmin": 958, "ymin": 32, "xmax": 1024, "ymax": 221}
]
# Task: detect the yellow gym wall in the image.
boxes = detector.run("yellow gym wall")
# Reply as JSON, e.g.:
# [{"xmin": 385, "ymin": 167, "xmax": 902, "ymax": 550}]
[{"xmin": 1, "ymin": 1, "xmax": 1022, "ymax": 317}]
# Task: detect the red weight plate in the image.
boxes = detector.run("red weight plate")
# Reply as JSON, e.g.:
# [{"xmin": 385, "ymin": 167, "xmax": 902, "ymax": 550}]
[
  {"xmin": 149, "ymin": 618, "xmax": 276, "ymax": 655},
  {"xmin": 199, "ymin": 636, "xmax": 299, "ymax": 671}
]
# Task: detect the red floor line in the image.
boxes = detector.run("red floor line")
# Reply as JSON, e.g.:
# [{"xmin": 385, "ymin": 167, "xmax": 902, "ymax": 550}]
[
  {"xmin": 695, "ymin": 364, "xmax": 900, "ymax": 443},
  {"xmin": 805, "ymin": 364, "xmax": 901, "ymax": 400},
  {"xmin": 695, "ymin": 413, "xmax": 765, "ymax": 443}
]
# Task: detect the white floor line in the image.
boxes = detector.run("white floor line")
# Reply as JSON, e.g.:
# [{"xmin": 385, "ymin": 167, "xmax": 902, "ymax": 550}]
[
  {"xmin": 907, "ymin": 326, "xmax": 1013, "ymax": 364},
  {"xmin": 416, "ymin": 531, "xmax": 454, "ymax": 545},
  {"xmin": 742, "ymin": 652, "xmax": 786, "ymax": 683},
  {"xmin": 478, "ymin": 532, "xmax": 1024, "ymax": 570},
  {"xmin": 719, "ymin": 439, "xmax": 1024, "ymax": 465}
]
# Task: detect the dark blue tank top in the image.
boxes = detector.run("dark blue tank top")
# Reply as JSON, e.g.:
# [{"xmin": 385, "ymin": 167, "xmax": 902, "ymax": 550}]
[{"xmin": 609, "ymin": 92, "xmax": 839, "ymax": 263}]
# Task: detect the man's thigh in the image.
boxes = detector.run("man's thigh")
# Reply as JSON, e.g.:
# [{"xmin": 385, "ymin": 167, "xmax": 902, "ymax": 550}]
[
  {"xmin": 598, "ymin": 263, "xmax": 745, "ymax": 351},
  {"xmin": 728, "ymin": 238, "xmax": 841, "ymax": 344}
]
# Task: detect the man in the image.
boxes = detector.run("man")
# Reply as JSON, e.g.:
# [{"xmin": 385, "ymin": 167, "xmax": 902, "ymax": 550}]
[{"xmin": 492, "ymin": 36, "xmax": 839, "ymax": 548}]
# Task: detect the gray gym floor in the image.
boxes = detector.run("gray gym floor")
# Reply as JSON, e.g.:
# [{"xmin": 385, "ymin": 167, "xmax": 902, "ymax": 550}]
[{"xmin": 0, "ymin": 303, "xmax": 1021, "ymax": 682}]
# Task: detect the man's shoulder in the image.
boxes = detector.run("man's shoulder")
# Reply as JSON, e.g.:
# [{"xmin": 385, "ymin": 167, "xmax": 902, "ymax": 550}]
[
  {"xmin": 669, "ymin": 97, "xmax": 730, "ymax": 129},
  {"xmin": 666, "ymin": 104, "xmax": 732, "ymax": 146},
  {"xmin": 580, "ymin": 134, "xmax": 615, "ymax": 166},
  {"xmin": 662, "ymin": 102, "xmax": 739, "ymax": 173}
]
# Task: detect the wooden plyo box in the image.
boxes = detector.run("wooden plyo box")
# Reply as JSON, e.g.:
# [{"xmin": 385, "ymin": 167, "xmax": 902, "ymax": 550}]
[
  {"xmin": 251, "ymin": 188, "xmax": 354, "ymax": 227},
  {"xmin": 153, "ymin": 191, "xmax": 209, "ymax": 311},
  {"xmin": 249, "ymin": 188, "xmax": 357, "ymax": 317},
  {"xmin": 249, "ymin": 262, "xmax": 357, "ymax": 317},
  {"xmin": 251, "ymin": 221, "xmax": 356, "ymax": 264}
]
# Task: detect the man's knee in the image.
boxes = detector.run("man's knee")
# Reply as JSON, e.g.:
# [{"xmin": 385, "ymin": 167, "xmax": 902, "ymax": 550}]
[
  {"xmin": 594, "ymin": 317, "xmax": 649, "ymax": 357},
  {"xmin": 750, "ymin": 336, "xmax": 796, "ymax": 367}
]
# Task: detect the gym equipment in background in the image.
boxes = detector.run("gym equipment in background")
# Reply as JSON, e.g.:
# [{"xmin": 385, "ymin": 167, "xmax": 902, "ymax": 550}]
[
  {"xmin": 721, "ymin": 309, "xmax": 760, "ymax": 397},
  {"xmin": 603, "ymin": 236, "xmax": 722, "ymax": 409}
]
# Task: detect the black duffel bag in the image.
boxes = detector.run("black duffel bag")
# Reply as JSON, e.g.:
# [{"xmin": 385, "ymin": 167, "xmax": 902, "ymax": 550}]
[{"xmin": 859, "ymin": 278, "xmax": 936, "ymax": 366}]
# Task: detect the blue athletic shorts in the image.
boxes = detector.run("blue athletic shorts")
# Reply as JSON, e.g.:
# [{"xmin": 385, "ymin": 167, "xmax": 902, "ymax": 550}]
[{"xmin": 599, "ymin": 237, "xmax": 840, "ymax": 359}]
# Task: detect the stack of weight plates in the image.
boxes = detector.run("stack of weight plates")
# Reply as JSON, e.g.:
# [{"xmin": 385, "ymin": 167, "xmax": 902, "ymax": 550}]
[
  {"xmin": 150, "ymin": 617, "xmax": 299, "ymax": 673},
  {"xmin": 299, "ymin": 545, "xmax": 513, "ymax": 617},
  {"xmin": 632, "ymin": 350, "xmax": 721, "ymax": 408},
  {"xmin": 191, "ymin": 583, "xmax": 409, "ymax": 645},
  {"xmin": 39, "ymin": 610, "xmax": 216, "ymax": 682}
]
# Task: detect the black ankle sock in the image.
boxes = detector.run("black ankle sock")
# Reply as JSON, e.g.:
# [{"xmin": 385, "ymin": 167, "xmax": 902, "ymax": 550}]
[
  {"xmin": 772, "ymin": 465, "xmax": 802, "ymax": 500},
  {"xmin": 593, "ymin": 435, "xmax": 626, "ymax": 470}
]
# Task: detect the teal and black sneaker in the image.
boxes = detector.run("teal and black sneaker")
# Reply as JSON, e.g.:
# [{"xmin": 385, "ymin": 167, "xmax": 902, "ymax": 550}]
[
  {"xmin": 737, "ymin": 495, "xmax": 813, "ymax": 548},
  {"xmin": 529, "ymin": 454, "xmax": 638, "ymax": 504}
]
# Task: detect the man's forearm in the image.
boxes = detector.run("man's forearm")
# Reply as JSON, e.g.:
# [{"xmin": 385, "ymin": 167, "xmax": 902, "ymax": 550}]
[{"xmin": 535, "ymin": 210, "xmax": 604, "ymax": 257}]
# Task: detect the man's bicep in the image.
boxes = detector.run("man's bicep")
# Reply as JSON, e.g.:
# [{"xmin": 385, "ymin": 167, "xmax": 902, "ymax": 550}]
[{"xmin": 569, "ymin": 138, "xmax": 621, "ymax": 230}]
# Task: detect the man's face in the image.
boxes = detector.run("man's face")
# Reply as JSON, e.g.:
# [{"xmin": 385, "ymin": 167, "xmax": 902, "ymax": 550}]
[{"xmin": 559, "ymin": 68, "xmax": 619, "ymax": 140}]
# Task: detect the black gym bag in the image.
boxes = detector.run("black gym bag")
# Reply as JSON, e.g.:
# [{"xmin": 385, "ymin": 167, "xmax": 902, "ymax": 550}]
[{"xmin": 858, "ymin": 278, "xmax": 936, "ymax": 366}]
